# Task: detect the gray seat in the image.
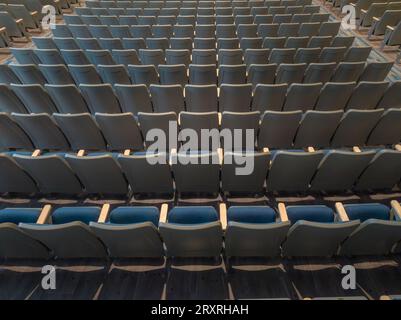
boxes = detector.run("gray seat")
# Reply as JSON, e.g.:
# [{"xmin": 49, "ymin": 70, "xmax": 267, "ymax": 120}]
[
  {"xmin": 171, "ymin": 151, "xmax": 221, "ymax": 195},
  {"xmin": 86, "ymin": 49, "xmax": 116, "ymax": 65},
  {"xmin": 319, "ymin": 21, "xmax": 341, "ymax": 36},
  {"xmin": 185, "ymin": 84, "xmax": 218, "ymax": 112},
  {"xmin": 118, "ymin": 153, "xmax": 174, "ymax": 196},
  {"xmin": 169, "ymin": 38, "xmax": 192, "ymax": 52},
  {"xmin": 45, "ymin": 84, "xmax": 89, "ymax": 114},
  {"xmin": 192, "ymin": 49, "xmax": 216, "ymax": 65},
  {"xmin": 138, "ymin": 112, "xmax": 178, "ymax": 150},
  {"xmin": 122, "ymin": 37, "xmax": 146, "ymax": 50},
  {"xmin": 174, "ymin": 24, "xmax": 195, "ymax": 38},
  {"xmin": 0, "ymin": 112, "xmax": 33, "ymax": 150},
  {"xmin": 127, "ymin": 65, "xmax": 159, "ymax": 86},
  {"xmin": 377, "ymin": 81, "xmax": 401, "ymax": 109},
  {"xmin": 54, "ymin": 37, "xmax": 79, "ymax": 50},
  {"xmin": 80, "ymin": 84, "xmax": 121, "ymax": 114},
  {"xmin": 283, "ymin": 83, "xmax": 322, "ymax": 112},
  {"xmin": 218, "ymin": 64, "xmax": 247, "ymax": 84},
  {"xmin": 344, "ymin": 46, "xmax": 372, "ymax": 62},
  {"xmin": 0, "ymin": 64, "xmax": 20, "ymax": 85},
  {"xmin": 11, "ymin": 48, "xmax": 40, "ymax": 65},
  {"xmin": 331, "ymin": 35, "xmax": 355, "ymax": 48},
  {"xmin": 298, "ymin": 22, "xmax": 320, "ymax": 36},
  {"xmin": 193, "ymin": 37, "xmax": 216, "ymax": 49},
  {"xmin": 11, "ymin": 113, "xmax": 69, "ymax": 151},
  {"xmin": 111, "ymin": 49, "xmax": 140, "ymax": 67},
  {"xmin": 60, "ymin": 49, "xmax": 91, "ymax": 65},
  {"xmin": 0, "ymin": 84, "xmax": 26, "ymax": 113},
  {"xmin": 358, "ymin": 62, "xmax": 394, "ymax": 82},
  {"xmin": 303, "ymin": 62, "xmax": 336, "ymax": 83},
  {"xmin": 269, "ymin": 48, "xmax": 295, "ymax": 64},
  {"xmin": 258, "ymin": 110, "xmax": 303, "ymax": 149},
  {"xmin": 366, "ymin": 108, "xmax": 401, "ymax": 146},
  {"xmin": 149, "ymin": 84, "xmax": 185, "ymax": 113},
  {"xmin": 247, "ymin": 64, "xmax": 277, "ymax": 88},
  {"xmin": 68, "ymin": 64, "xmax": 102, "ymax": 85},
  {"xmin": 294, "ymin": 48, "xmax": 322, "ymax": 64},
  {"xmin": 308, "ymin": 35, "xmax": 332, "ymax": 48},
  {"xmin": 13, "ymin": 154, "xmax": 82, "ymax": 194},
  {"xmin": 294, "ymin": 110, "xmax": 344, "ymax": 148},
  {"xmin": 11, "ymin": 84, "xmax": 57, "ymax": 114},
  {"xmin": 252, "ymin": 83, "xmax": 287, "ymax": 112},
  {"xmin": 95, "ymin": 113, "xmax": 143, "ymax": 151},
  {"xmin": 240, "ymin": 37, "xmax": 263, "ymax": 51},
  {"xmin": 310, "ymin": 150, "xmax": 376, "ymax": 192},
  {"xmin": 221, "ymin": 111, "xmax": 260, "ymax": 151},
  {"xmin": 218, "ymin": 49, "xmax": 243, "ymax": 66},
  {"xmin": 114, "ymin": 84, "xmax": 153, "ymax": 114},
  {"xmin": 331, "ymin": 62, "xmax": 366, "ymax": 82},
  {"xmin": 139, "ymin": 49, "xmax": 165, "ymax": 67},
  {"xmin": 158, "ymin": 64, "xmax": 188, "ymax": 86},
  {"xmin": 346, "ymin": 81, "xmax": 388, "ymax": 110},
  {"xmin": 219, "ymin": 83, "xmax": 252, "ymax": 112},
  {"xmin": 9, "ymin": 64, "xmax": 46, "ymax": 85},
  {"xmin": 39, "ymin": 64, "xmax": 75, "ymax": 85},
  {"xmin": 189, "ymin": 64, "xmax": 217, "ymax": 85},
  {"xmin": 285, "ymin": 36, "xmax": 310, "ymax": 49},
  {"xmin": 146, "ymin": 37, "xmax": 169, "ymax": 50},
  {"xmin": 263, "ymin": 36, "xmax": 287, "ymax": 50},
  {"xmin": 267, "ymin": 150, "xmax": 324, "ymax": 193},
  {"xmin": 275, "ymin": 63, "xmax": 306, "ymax": 84},
  {"xmin": 319, "ymin": 46, "xmax": 347, "ymax": 63},
  {"xmin": 165, "ymin": 49, "xmax": 191, "ymax": 67},
  {"xmin": 315, "ymin": 82, "xmax": 356, "ymax": 111},
  {"xmin": 53, "ymin": 113, "xmax": 106, "ymax": 151},
  {"xmin": 0, "ymin": 153, "xmax": 37, "ymax": 194},
  {"xmin": 34, "ymin": 49, "xmax": 65, "ymax": 65},
  {"xmin": 217, "ymin": 38, "xmax": 240, "ymax": 50},
  {"xmin": 97, "ymin": 64, "xmax": 131, "ymax": 85},
  {"xmin": 282, "ymin": 204, "xmax": 359, "ymax": 257},
  {"xmin": 222, "ymin": 151, "xmax": 269, "ymax": 194},
  {"xmin": 331, "ymin": 109, "xmax": 384, "ymax": 147},
  {"xmin": 65, "ymin": 154, "xmax": 128, "ymax": 195},
  {"xmin": 355, "ymin": 150, "xmax": 401, "ymax": 191}
]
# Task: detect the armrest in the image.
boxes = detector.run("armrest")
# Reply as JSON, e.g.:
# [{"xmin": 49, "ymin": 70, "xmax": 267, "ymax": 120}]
[
  {"xmin": 395, "ymin": 144, "xmax": 401, "ymax": 151},
  {"xmin": 32, "ymin": 149, "xmax": 41, "ymax": 157},
  {"xmin": 218, "ymin": 112, "xmax": 222, "ymax": 126},
  {"xmin": 307, "ymin": 146, "xmax": 315, "ymax": 153},
  {"xmin": 159, "ymin": 203, "xmax": 168, "ymax": 223},
  {"xmin": 373, "ymin": 16, "xmax": 380, "ymax": 22},
  {"xmin": 219, "ymin": 202, "xmax": 227, "ymax": 231},
  {"xmin": 352, "ymin": 146, "xmax": 361, "ymax": 153},
  {"xmin": 15, "ymin": 18, "xmax": 23, "ymax": 24},
  {"xmin": 350, "ymin": 2, "xmax": 356, "ymax": 7},
  {"xmin": 262, "ymin": 147, "xmax": 270, "ymax": 153},
  {"xmin": 360, "ymin": 9, "xmax": 368, "ymax": 14},
  {"xmin": 390, "ymin": 200, "xmax": 401, "ymax": 220},
  {"xmin": 380, "ymin": 295, "xmax": 391, "ymax": 300},
  {"xmin": 386, "ymin": 24, "xmax": 395, "ymax": 31},
  {"xmin": 98, "ymin": 204, "xmax": 110, "ymax": 223},
  {"xmin": 335, "ymin": 202, "xmax": 350, "ymax": 222},
  {"xmin": 30, "ymin": 11, "xmax": 38, "ymax": 16},
  {"xmin": 77, "ymin": 149, "xmax": 85, "ymax": 157},
  {"xmin": 278, "ymin": 203, "xmax": 288, "ymax": 222},
  {"xmin": 37, "ymin": 205, "xmax": 52, "ymax": 224},
  {"xmin": 217, "ymin": 147, "xmax": 223, "ymax": 165},
  {"xmin": 123, "ymin": 149, "xmax": 131, "ymax": 156},
  {"xmin": 0, "ymin": 27, "xmax": 6, "ymax": 32}
]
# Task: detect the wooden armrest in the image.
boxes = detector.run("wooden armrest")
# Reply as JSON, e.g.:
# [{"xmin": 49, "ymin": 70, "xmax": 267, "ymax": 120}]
[
  {"xmin": 307, "ymin": 146, "xmax": 315, "ymax": 153},
  {"xmin": 353, "ymin": 146, "xmax": 361, "ymax": 153},
  {"xmin": 98, "ymin": 204, "xmax": 110, "ymax": 223},
  {"xmin": 335, "ymin": 202, "xmax": 349, "ymax": 222},
  {"xmin": 32, "ymin": 149, "xmax": 41, "ymax": 157},
  {"xmin": 386, "ymin": 25, "xmax": 395, "ymax": 31},
  {"xmin": 373, "ymin": 16, "xmax": 380, "ymax": 22},
  {"xmin": 380, "ymin": 295, "xmax": 391, "ymax": 300},
  {"xmin": 394, "ymin": 144, "xmax": 401, "ymax": 151},
  {"xmin": 15, "ymin": 18, "xmax": 23, "ymax": 24},
  {"xmin": 159, "ymin": 203, "xmax": 168, "ymax": 223},
  {"xmin": 30, "ymin": 11, "xmax": 38, "ymax": 16},
  {"xmin": 350, "ymin": 2, "xmax": 356, "ymax": 7},
  {"xmin": 390, "ymin": 200, "xmax": 401, "ymax": 220},
  {"xmin": 278, "ymin": 203, "xmax": 288, "ymax": 222},
  {"xmin": 360, "ymin": 9, "xmax": 368, "ymax": 13},
  {"xmin": 218, "ymin": 112, "xmax": 222, "ymax": 126},
  {"xmin": 262, "ymin": 147, "xmax": 269, "ymax": 153},
  {"xmin": 219, "ymin": 203, "xmax": 227, "ymax": 231},
  {"xmin": 77, "ymin": 149, "xmax": 85, "ymax": 157},
  {"xmin": 0, "ymin": 27, "xmax": 6, "ymax": 32},
  {"xmin": 123, "ymin": 149, "xmax": 131, "ymax": 156},
  {"xmin": 217, "ymin": 147, "xmax": 223, "ymax": 165},
  {"xmin": 37, "ymin": 205, "xmax": 52, "ymax": 224}
]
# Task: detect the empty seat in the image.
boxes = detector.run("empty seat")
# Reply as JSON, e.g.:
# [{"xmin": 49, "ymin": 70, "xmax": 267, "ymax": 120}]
[
  {"xmin": 114, "ymin": 84, "xmax": 153, "ymax": 114},
  {"xmin": 283, "ymin": 83, "xmax": 322, "ymax": 112},
  {"xmin": 146, "ymin": 37, "xmax": 170, "ymax": 50},
  {"xmin": 276, "ymin": 63, "xmax": 306, "ymax": 84},
  {"xmin": 331, "ymin": 62, "xmax": 366, "ymax": 82},
  {"xmin": 149, "ymin": 84, "xmax": 185, "ymax": 113},
  {"xmin": 97, "ymin": 64, "xmax": 131, "ymax": 85},
  {"xmin": 165, "ymin": 49, "xmax": 191, "ymax": 67},
  {"xmin": 218, "ymin": 64, "xmax": 247, "ymax": 84},
  {"xmin": 294, "ymin": 48, "xmax": 321, "ymax": 64},
  {"xmin": 189, "ymin": 64, "xmax": 217, "ymax": 85},
  {"xmin": 319, "ymin": 46, "xmax": 347, "ymax": 63},
  {"xmin": 377, "ymin": 81, "xmax": 401, "ymax": 109},
  {"xmin": 269, "ymin": 48, "xmax": 295, "ymax": 64},
  {"xmin": 358, "ymin": 62, "xmax": 394, "ymax": 82},
  {"xmin": 86, "ymin": 49, "xmax": 115, "ymax": 65},
  {"xmin": 80, "ymin": 84, "xmax": 121, "ymax": 114},
  {"xmin": 11, "ymin": 84, "xmax": 57, "ymax": 114},
  {"xmin": 258, "ymin": 110, "xmax": 303, "ymax": 149},
  {"xmin": 248, "ymin": 64, "xmax": 277, "ymax": 88},
  {"xmin": 303, "ymin": 62, "xmax": 336, "ymax": 83},
  {"xmin": 315, "ymin": 82, "xmax": 356, "ymax": 111},
  {"xmin": 219, "ymin": 83, "xmax": 252, "ymax": 112},
  {"xmin": 127, "ymin": 65, "xmax": 159, "ymax": 86},
  {"xmin": 39, "ymin": 64, "xmax": 75, "ymax": 85},
  {"xmin": 11, "ymin": 48, "xmax": 40, "ymax": 64},
  {"xmin": 158, "ymin": 64, "xmax": 188, "ymax": 86},
  {"xmin": 346, "ymin": 81, "xmax": 388, "ymax": 110},
  {"xmin": 0, "ymin": 85, "xmax": 26, "ymax": 113},
  {"xmin": 218, "ymin": 49, "xmax": 243, "ymax": 65},
  {"xmin": 45, "ymin": 84, "xmax": 89, "ymax": 114},
  {"xmin": 192, "ymin": 49, "xmax": 216, "ymax": 65},
  {"xmin": 139, "ymin": 49, "xmax": 165, "ymax": 67},
  {"xmin": 68, "ymin": 64, "xmax": 102, "ymax": 85},
  {"xmin": 344, "ymin": 46, "xmax": 372, "ymax": 62},
  {"xmin": 252, "ymin": 83, "xmax": 288, "ymax": 112},
  {"xmin": 9, "ymin": 64, "xmax": 46, "ymax": 85},
  {"xmin": 185, "ymin": 84, "xmax": 218, "ymax": 112}
]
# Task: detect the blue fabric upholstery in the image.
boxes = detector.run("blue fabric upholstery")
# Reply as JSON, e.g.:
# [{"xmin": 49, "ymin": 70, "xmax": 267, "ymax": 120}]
[
  {"xmin": 6, "ymin": 151, "xmax": 34, "ymax": 156},
  {"xmin": 52, "ymin": 206, "xmax": 101, "ymax": 225},
  {"xmin": 109, "ymin": 206, "xmax": 160, "ymax": 227},
  {"xmin": 344, "ymin": 203, "xmax": 390, "ymax": 222},
  {"xmin": 0, "ymin": 208, "xmax": 42, "ymax": 224},
  {"xmin": 286, "ymin": 205, "xmax": 335, "ymax": 224},
  {"xmin": 228, "ymin": 206, "xmax": 276, "ymax": 224},
  {"xmin": 168, "ymin": 206, "xmax": 218, "ymax": 224}
]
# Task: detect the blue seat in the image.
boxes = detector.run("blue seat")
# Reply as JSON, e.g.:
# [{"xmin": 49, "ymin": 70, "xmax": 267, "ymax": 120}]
[
  {"xmin": 227, "ymin": 206, "xmax": 276, "ymax": 224},
  {"xmin": 0, "ymin": 208, "xmax": 41, "ymax": 224},
  {"xmin": 168, "ymin": 206, "xmax": 219, "ymax": 224},
  {"xmin": 109, "ymin": 206, "xmax": 160, "ymax": 227},
  {"xmin": 52, "ymin": 206, "xmax": 101, "ymax": 225},
  {"xmin": 286, "ymin": 205, "xmax": 335, "ymax": 224},
  {"xmin": 344, "ymin": 203, "xmax": 390, "ymax": 222}
]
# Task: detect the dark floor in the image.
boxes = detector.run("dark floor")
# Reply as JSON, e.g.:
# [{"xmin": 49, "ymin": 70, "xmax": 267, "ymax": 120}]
[{"xmin": 1, "ymin": 255, "xmax": 400, "ymax": 300}]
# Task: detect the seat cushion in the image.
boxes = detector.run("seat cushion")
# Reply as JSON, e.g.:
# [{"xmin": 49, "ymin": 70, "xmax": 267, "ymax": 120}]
[
  {"xmin": 0, "ymin": 208, "xmax": 42, "ymax": 224},
  {"xmin": 344, "ymin": 203, "xmax": 390, "ymax": 222},
  {"xmin": 109, "ymin": 206, "xmax": 160, "ymax": 227},
  {"xmin": 52, "ymin": 206, "xmax": 101, "ymax": 225},
  {"xmin": 286, "ymin": 205, "xmax": 334, "ymax": 224},
  {"xmin": 168, "ymin": 206, "xmax": 218, "ymax": 224},
  {"xmin": 227, "ymin": 206, "xmax": 276, "ymax": 224}
]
